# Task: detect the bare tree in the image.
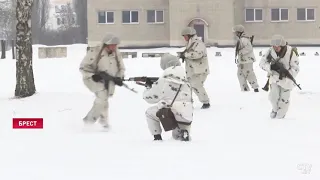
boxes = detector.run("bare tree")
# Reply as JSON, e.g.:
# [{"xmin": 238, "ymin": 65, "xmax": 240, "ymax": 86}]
[
  {"xmin": 73, "ymin": 0, "xmax": 87, "ymax": 43},
  {"xmin": 0, "ymin": 0, "xmax": 15, "ymax": 58},
  {"xmin": 58, "ymin": 2, "xmax": 76, "ymax": 30},
  {"xmin": 39, "ymin": 0, "xmax": 49, "ymax": 30},
  {"xmin": 0, "ymin": 0, "xmax": 14, "ymax": 39},
  {"xmin": 15, "ymin": 0, "xmax": 36, "ymax": 97},
  {"xmin": 31, "ymin": 0, "xmax": 49, "ymax": 44}
]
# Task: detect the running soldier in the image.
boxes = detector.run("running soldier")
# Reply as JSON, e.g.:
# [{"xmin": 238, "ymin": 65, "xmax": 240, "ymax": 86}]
[
  {"xmin": 79, "ymin": 33, "xmax": 125, "ymax": 129},
  {"xmin": 259, "ymin": 35, "xmax": 300, "ymax": 119}
]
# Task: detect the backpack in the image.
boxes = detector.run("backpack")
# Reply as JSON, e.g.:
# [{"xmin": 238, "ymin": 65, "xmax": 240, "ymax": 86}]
[{"xmin": 290, "ymin": 47, "xmax": 299, "ymax": 59}]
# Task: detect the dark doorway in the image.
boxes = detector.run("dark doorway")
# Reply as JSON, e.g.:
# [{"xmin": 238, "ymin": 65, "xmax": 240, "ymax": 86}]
[{"xmin": 193, "ymin": 24, "xmax": 205, "ymax": 42}]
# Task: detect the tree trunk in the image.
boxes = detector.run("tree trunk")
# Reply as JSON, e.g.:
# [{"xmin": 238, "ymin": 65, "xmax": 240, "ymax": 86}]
[
  {"xmin": 15, "ymin": 0, "xmax": 36, "ymax": 98},
  {"xmin": 12, "ymin": 40, "xmax": 15, "ymax": 59},
  {"xmin": 1, "ymin": 40, "xmax": 6, "ymax": 59}
]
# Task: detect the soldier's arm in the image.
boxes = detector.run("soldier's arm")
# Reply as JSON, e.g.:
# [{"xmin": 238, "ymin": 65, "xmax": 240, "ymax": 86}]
[
  {"xmin": 116, "ymin": 49, "xmax": 125, "ymax": 78},
  {"xmin": 288, "ymin": 52, "xmax": 300, "ymax": 78},
  {"xmin": 184, "ymin": 41, "xmax": 206, "ymax": 60},
  {"xmin": 259, "ymin": 49, "xmax": 272, "ymax": 73},
  {"xmin": 238, "ymin": 38, "xmax": 252, "ymax": 56},
  {"xmin": 143, "ymin": 78, "xmax": 165, "ymax": 104},
  {"xmin": 79, "ymin": 47, "xmax": 99, "ymax": 78}
]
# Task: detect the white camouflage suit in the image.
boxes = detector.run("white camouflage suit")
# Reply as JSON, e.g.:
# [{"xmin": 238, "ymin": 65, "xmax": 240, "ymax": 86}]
[
  {"xmin": 180, "ymin": 27, "xmax": 210, "ymax": 106},
  {"xmin": 144, "ymin": 53, "xmax": 193, "ymax": 140},
  {"xmin": 259, "ymin": 35, "xmax": 300, "ymax": 119},
  {"xmin": 79, "ymin": 34, "xmax": 125, "ymax": 127},
  {"xmin": 233, "ymin": 25, "xmax": 259, "ymax": 91}
]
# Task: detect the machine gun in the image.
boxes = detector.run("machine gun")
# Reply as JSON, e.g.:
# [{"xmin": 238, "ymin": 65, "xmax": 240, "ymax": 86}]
[
  {"xmin": 99, "ymin": 72, "xmax": 138, "ymax": 93},
  {"xmin": 125, "ymin": 76, "xmax": 159, "ymax": 87}
]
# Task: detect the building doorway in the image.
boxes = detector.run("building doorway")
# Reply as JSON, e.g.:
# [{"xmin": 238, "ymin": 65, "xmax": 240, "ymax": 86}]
[
  {"xmin": 188, "ymin": 18, "xmax": 209, "ymax": 43},
  {"xmin": 193, "ymin": 24, "xmax": 205, "ymax": 42}
]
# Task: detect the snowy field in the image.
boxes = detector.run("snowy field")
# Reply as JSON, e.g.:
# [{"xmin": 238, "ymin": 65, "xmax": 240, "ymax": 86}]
[{"xmin": 0, "ymin": 44, "xmax": 319, "ymax": 180}]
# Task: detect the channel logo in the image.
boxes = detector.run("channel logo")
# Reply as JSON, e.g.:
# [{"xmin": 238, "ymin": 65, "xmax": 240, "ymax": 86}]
[{"xmin": 12, "ymin": 118, "xmax": 43, "ymax": 129}]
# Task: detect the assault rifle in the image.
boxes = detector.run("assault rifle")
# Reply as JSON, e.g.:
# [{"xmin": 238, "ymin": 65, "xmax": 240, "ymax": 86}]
[
  {"xmin": 262, "ymin": 46, "xmax": 299, "ymax": 91},
  {"xmin": 98, "ymin": 72, "xmax": 138, "ymax": 93},
  {"xmin": 125, "ymin": 77, "xmax": 159, "ymax": 87},
  {"xmin": 263, "ymin": 54, "xmax": 301, "ymax": 91}
]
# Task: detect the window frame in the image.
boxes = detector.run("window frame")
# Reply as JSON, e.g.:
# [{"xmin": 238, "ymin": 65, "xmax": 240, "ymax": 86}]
[
  {"xmin": 122, "ymin": 10, "xmax": 139, "ymax": 24},
  {"xmin": 97, "ymin": 11, "xmax": 115, "ymax": 24},
  {"xmin": 245, "ymin": 8, "xmax": 263, "ymax": 22},
  {"xmin": 147, "ymin": 10, "xmax": 164, "ymax": 24},
  {"xmin": 297, "ymin": 8, "xmax": 316, "ymax": 21},
  {"xmin": 271, "ymin": 8, "xmax": 289, "ymax": 22}
]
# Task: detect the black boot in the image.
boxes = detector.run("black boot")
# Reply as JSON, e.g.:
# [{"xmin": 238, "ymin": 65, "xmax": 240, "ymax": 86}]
[
  {"xmin": 180, "ymin": 130, "xmax": 190, "ymax": 141},
  {"xmin": 201, "ymin": 103, "xmax": 210, "ymax": 109},
  {"xmin": 243, "ymin": 87, "xmax": 249, "ymax": 91},
  {"xmin": 254, "ymin": 88, "xmax": 259, "ymax": 92},
  {"xmin": 154, "ymin": 134, "xmax": 162, "ymax": 141}
]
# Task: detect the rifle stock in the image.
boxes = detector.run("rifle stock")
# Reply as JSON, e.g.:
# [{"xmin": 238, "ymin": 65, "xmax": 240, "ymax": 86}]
[{"xmin": 262, "ymin": 79, "xmax": 270, "ymax": 91}]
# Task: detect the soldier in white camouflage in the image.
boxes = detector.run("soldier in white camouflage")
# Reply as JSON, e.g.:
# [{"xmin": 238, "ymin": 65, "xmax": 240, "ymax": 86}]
[
  {"xmin": 233, "ymin": 24, "xmax": 259, "ymax": 92},
  {"xmin": 178, "ymin": 27, "xmax": 210, "ymax": 109},
  {"xmin": 144, "ymin": 53, "xmax": 193, "ymax": 141},
  {"xmin": 260, "ymin": 35, "xmax": 300, "ymax": 119},
  {"xmin": 79, "ymin": 33, "xmax": 125, "ymax": 129}
]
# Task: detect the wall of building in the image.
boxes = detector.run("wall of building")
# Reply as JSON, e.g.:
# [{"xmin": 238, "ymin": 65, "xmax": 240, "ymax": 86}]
[{"xmin": 87, "ymin": 0, "xmax": 170, "ymax": 47}]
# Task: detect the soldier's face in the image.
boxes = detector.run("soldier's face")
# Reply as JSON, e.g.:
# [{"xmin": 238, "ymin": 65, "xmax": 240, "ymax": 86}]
[
  {"xmin": 273, "ymin": 46, "xmax": 281, "ymax": 52},
  {"xmin": 104, "ymin": 44, "xmax": 117, "ymax": 52},
  {"xmin": 183, "ymin": 35, "xmax": 189, "ymax": 41}
]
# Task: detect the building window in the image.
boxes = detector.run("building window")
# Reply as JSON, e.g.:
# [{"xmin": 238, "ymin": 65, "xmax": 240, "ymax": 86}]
[
  {"xmin": 122, "ymin": 10, "xmax": 139, "ymax": 23},
  {"xmin": 271, "ymin": 8, "xmax": 289, "ymax": 21},
  {"xmin": 147, "ymin": 10, "xmax": 164, "ymax": 23},
  {"xmin": 98, "ymin": 11, "xmax": 114, "ymax": 24},
  {"xmin": 245, "ymin": 8, "xmax": 263, "ymax": 22},
  {"xmin": 297, "ymin": 8, "xmax": 315, "ymax": 21}
]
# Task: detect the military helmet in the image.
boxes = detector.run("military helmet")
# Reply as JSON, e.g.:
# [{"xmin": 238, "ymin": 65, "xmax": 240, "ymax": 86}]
[
  {"xmin": 270, "ymin": 34, "xmax": 286, "ymax": 46},
  {"xmin": 181, "ymin": 27, "xmax": 197, "ymax": 36},
  {"xmin": 102, "ymin": 33, "xmax": 120, "ymax": 45},
  {"xmin": 232, "ymin": 24, "xmax": 245, "ymax": 33}
]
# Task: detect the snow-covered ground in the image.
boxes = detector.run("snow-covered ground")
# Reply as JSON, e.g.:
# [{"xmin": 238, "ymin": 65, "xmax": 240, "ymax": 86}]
[{"xmin": 0, "ymin": 44, "xmax": 319, "ymax": 180}]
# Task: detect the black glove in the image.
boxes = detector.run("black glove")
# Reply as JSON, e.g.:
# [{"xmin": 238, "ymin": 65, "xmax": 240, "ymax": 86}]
[
  {"xmin": 92, "ymin": 74, "xmax": 102, "ymax": 82},
  {"xmin": 270, "ymin": 63, "xmax": 280, "ymax": 71},
  {"xmin": 271, "ymin": 62, "xmax": 287, "ymax": 79},
  {"xmin": 145, "ymin": 78, "xmax": 153, "ymax": 87},
  {"xmin": 271, "ymin": 62, "xmax": 286, "ymax": 72},
  {"xmin": 179, "ymin": 53, "xmax": 185, "ymax": 59},
  {"xmin": 113, "ymin": 77, "xmax": 123, "ymax": 86}
]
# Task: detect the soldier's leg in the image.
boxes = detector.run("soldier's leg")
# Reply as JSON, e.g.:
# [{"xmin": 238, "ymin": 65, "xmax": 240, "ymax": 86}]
[
  {"xmin": 97, "ymin": 91, "xmax": 110, "ymax": 128},
  {"xmin": 83, "ymin": 89, "xmax": 108, "ymax": 124},
  {"xmin": 243, "ymin": 63, "xmax": 259, "ymax": 89},
  {"xmin": 189, "ymin": 74, "xmax": 210, "ymax": 104},
  {"xmin": 145, "ymin": 106, "xmax": 162, "ymax": 136},
  {"xmin": 237, "ymin": 64, "xmax": 250, "ymax": 91},
  {"xmin": 268, "ymin": 83, "xmax": 281, "ymax": 118},
  {"xmin": 275, "ymin": 88, "xmax": 291, "ymax": 119}
]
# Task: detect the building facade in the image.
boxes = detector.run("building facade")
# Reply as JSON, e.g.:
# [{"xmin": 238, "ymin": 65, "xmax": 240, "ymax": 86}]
[{"xmin": 87, "ymin": 0, "xmax": 320, "ymax": 47}]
